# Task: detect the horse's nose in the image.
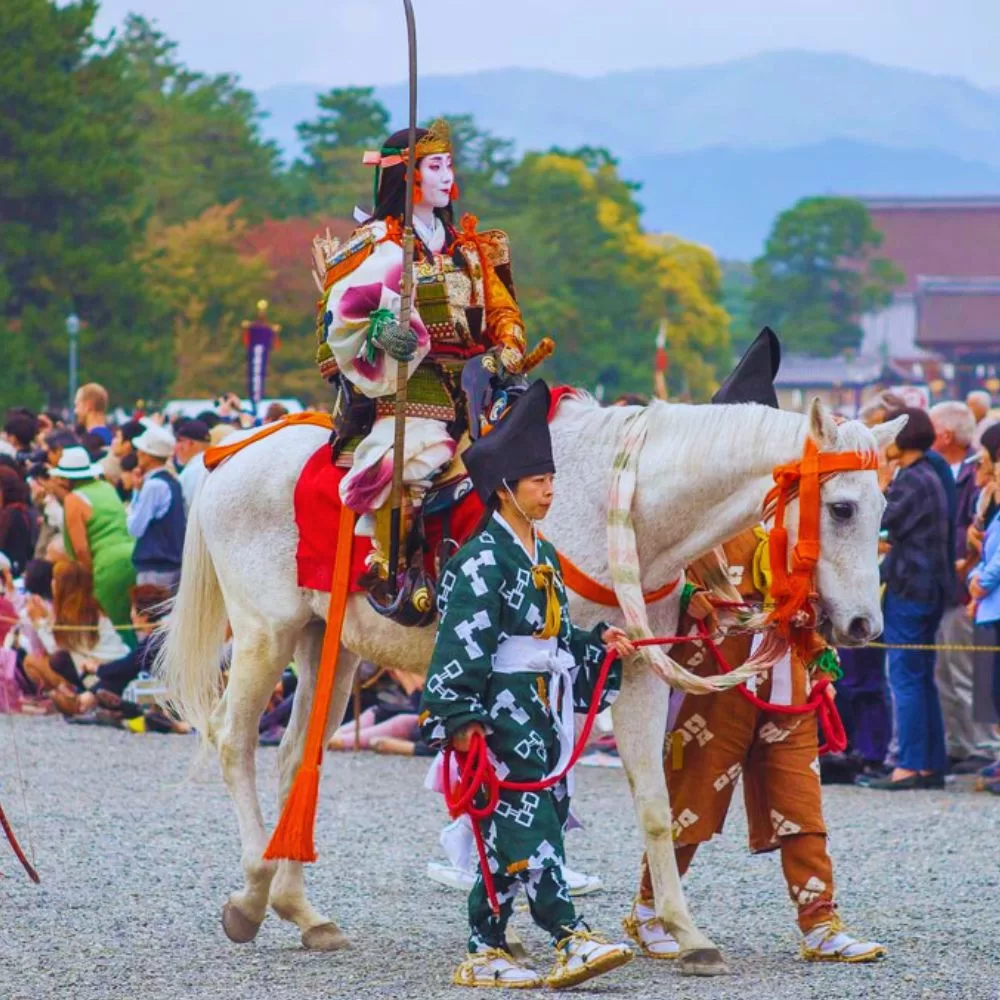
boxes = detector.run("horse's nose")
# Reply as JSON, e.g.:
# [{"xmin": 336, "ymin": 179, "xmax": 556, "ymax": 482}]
[{"xmin": 848, "ymin": 616, "xmax": 874, "ymax": 643}]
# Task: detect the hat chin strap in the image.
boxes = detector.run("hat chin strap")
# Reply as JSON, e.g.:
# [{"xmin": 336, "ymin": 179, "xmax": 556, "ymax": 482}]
[{"xmin": 501, "ymin": 478, "xmax": 539, "ymax": 546}]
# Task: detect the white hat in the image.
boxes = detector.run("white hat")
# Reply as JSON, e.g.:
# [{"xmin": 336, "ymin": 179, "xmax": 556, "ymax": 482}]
[
  {"xmin": 133, "ymin": 423, "xmax": 176, "ymax": 459},
  {"xmin": 52, "ymin": 445, "xmax": 103, "ymax": 480}
]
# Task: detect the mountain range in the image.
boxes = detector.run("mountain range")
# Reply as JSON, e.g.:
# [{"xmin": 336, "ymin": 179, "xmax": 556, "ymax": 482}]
[{"xmin": 257, "ymin": 51, "xmax": 1000, "ymax": 258}]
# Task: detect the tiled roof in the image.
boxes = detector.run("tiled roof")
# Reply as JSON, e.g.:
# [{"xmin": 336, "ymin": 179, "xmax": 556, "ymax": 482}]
[
  {"xmin": 855, "ymin": 198, "xmax": 1000, "ymax": 294},
  {"xmin": 916, "ymin": 278, "xmax": 1000, "ymax": 347}
]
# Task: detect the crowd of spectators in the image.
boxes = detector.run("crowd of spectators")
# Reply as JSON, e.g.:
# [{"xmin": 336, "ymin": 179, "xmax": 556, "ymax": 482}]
[
  {"xmin": 831, "ymin": 390, "xmax": 1000, "ymax": 792},
  {"xmin": 0, "ymin": 382, "xmax": 262, "ymax": 732}
]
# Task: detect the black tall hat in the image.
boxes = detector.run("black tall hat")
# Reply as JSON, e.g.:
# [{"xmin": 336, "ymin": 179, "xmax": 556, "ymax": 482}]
[
  {"xmin": 712, "ymin": 326, "xmax": 781, "ymax": 408},
  {"xmin": 463, "ymin": 380, "xmax": 555, "ymax": 501}
]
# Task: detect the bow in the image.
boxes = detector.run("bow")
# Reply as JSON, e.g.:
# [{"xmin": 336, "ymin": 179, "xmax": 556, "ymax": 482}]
[{"xmin": 0, "ymin": 798, "xmax": 40, "ymax": 883}]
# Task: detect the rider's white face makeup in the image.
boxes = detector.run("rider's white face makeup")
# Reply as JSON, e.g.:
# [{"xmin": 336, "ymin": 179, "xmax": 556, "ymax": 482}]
[{"xmin": 418, "ymin": 154, "xmax": 454, "ymax": 209}]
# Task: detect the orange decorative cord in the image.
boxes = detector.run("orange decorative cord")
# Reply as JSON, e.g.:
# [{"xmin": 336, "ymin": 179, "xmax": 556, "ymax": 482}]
[{"xmin": 765, "ymin": 438, "xmax": 879, "ymax": 632}]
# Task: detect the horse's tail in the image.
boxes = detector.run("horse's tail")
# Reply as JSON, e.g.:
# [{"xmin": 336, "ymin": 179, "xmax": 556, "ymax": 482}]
[{"xmin": 155, "ymin": 494, "xmax": 227, "ymax": 745}]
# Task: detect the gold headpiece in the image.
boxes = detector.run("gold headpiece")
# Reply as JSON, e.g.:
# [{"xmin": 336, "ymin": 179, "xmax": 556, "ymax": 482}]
[
  {"xmin": 362, "ymin": 118, "xmax": 452, "ymax": 168},
  {"xmin": 408, "ymin": 118, "xmax": 451, "ymax": 160}
]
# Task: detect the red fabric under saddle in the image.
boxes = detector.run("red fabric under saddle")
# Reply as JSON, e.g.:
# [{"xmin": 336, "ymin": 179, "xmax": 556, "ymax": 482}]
[{"xmin": 294, "ymin": 446, "xmax": 484, "ymax": 594}]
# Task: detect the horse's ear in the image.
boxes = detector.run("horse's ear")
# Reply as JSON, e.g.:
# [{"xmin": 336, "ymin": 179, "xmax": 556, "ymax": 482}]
[
  {"xmin": 808, "ymin": 397, "xmax": 838, "ymax": 449},
  {"xmin": 871, "ymin": 414, "xmax": 908, "ymax": 449}
]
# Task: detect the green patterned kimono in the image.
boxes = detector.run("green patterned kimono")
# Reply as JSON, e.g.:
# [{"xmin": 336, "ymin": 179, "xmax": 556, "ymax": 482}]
[{"xmin": 420, "ymin": 513, "xmax": 622, "ymax": 946}]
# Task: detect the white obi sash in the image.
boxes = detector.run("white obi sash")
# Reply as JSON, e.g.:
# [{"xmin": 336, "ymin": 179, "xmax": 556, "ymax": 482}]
[
  {"xmin": 492, "ymin": 634, "xmax": 577, "ymax": 790},
  {"xmin": 424, "ymin": 634, "xmax": 579, "ymax": 796}
]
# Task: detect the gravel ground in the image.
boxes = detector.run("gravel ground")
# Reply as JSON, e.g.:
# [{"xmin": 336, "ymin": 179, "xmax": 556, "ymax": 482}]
[{"xmin": 1, "ymin": 717, "xmax": 998, "ymax": 1000}]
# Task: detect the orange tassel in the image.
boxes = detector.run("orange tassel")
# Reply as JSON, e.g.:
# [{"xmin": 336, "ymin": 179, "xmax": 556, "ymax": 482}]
[
  {"xmin": 450, "ymin": 181, "xmax": 460, "ymax": 201},
  {"xmin": 263, "ymin": 765, "xmax": 320, "ymax": 862},
  {"xmin": 414, "ymin": 183, "xmax": 423, "ymax": 205},
  {"xmin": 263, "ymin": 504, "xmax": 356, "ymax": 863}
]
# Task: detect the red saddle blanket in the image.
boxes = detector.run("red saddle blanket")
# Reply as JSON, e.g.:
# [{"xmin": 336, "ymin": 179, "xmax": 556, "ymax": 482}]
[{"xmin": 294, "ymin": 445, "xmax": 485, "ymax": 594}]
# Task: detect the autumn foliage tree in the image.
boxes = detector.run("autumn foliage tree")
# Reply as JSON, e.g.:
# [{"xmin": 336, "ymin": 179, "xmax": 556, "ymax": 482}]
[{"xmin": 142, "ymin": 203, "xmax": 272, "ymax": 398}]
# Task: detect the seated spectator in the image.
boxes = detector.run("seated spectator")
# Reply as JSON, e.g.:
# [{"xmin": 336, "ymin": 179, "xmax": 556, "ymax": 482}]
[
  {"xmin": 74, "ymin": 382, "xmax": 112, "ymax": 447},
  {"xmin": 73, "ymin": 584, "xmax": 170, "ymax": 709},
  {"xmin": 263, "ymin": 402, "xmax": 289, "ymax": 424},
  {"xmin": 174, "ymin": 419, "xmax": 211, "ymax": 513},
  {"xmin": 0, "ymin": 465, "xmax": 37, "ymax": 578},
  {"xmin": 2, "ymin": 411, "xmax": 40, "ymax": 468},
  {"xmin": 128, "ymin": 424, "xmax": 186, "ymax": 591},
  {"xmin": 119, "ymin": 453, "xmax": 139, "ymax": 502},
  {"xmin": 22, "ymin": 560, "xmax": 130, "ymax": 702},
  {"xmin": 104, "ymin": 419, "xmax": 146, "ymax": 488},
  {"xmin": 49, "ymin": 446, "xmax": 136, "ymax": 644},
  {"xmin": 44, "ymin": 428, "xmax": 79, "ymax": 469}
]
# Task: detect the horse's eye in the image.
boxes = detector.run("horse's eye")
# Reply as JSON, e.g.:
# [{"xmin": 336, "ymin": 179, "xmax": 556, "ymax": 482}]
[{"xmin": 829, "ymin": 501, "xmax": 855, "ymax": 523}]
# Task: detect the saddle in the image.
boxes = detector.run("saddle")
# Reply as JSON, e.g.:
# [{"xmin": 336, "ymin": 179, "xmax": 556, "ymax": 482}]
[{"xmin": 361, "ymin": 353, "xmax": 529, "ymax": 628}]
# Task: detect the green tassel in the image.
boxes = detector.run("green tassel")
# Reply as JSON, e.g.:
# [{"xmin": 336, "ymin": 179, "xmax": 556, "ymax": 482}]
[
  {"xmin": 365, "ymin": 307, "xmax": 397, "ymax": 363},
  {"xmin": 809, "ymin": 648, "xmax": 843, "ymax": 680}
]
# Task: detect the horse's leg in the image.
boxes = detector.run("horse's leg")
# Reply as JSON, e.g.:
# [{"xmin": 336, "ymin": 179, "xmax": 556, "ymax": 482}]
[
  {"xmin": 612, "ymin": 662, "xmax": 728, "ymax": 976},
  {"xmin": 217, "ymin": 624, "xmax": 295, "ymax": 944},
  {"xmin": 268, "ymin": 622, "xmax": 360, "ymax": 951}
]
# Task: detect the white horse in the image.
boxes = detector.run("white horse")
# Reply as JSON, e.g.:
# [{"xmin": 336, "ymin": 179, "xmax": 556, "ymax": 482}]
[{"xmin": 160, "ymin": 396, "xmax": 901, "ymax": 975}]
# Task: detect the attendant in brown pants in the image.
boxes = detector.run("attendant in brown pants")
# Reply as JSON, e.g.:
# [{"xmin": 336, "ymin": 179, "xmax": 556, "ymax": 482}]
[{"xmin": 625, "ymin": 530, "xmax": 887, "ymax": 963}]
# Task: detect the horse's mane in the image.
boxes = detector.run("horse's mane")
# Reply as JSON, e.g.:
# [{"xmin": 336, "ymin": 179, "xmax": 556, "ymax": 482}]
[{"xmin": 557, "ymin": 394, "xmax": 877, "ymax": 463}]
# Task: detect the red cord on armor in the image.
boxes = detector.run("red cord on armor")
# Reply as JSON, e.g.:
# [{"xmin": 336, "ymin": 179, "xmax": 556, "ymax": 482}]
[{"xmin": 442, "ymin": 630, "xmax": 845, "ymax": 915}]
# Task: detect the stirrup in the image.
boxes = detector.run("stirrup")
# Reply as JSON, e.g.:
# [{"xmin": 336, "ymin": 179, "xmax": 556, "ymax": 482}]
[
  {"xmin": 800, "ymin": 915, "xmax": 888, "ymax": 963},
  {"xmin": 453, "ymin": 948, "xmax": 541, "ymax": 989},
  {"xmin": 623, "ymin": 900, "xmax": 680, "ymax": 960}
]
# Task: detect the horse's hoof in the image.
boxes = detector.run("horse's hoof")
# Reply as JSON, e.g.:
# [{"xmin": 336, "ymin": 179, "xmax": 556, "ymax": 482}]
[
  {"xmin": 221, "ymin": 900, "xmax": 264, "ymax": 944},
  {"xmin": 678, "ymin": 948, "xmax": 729, "ymax": 976},
  {"xmin": 302, "ymin": 922, "xmax": 350, "ymax": 952}
]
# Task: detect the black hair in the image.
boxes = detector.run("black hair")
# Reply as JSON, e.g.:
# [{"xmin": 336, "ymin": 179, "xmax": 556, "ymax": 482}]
[
  {"xmin": 372, "ymin": 127, "xmax": 455, "ymax": 229},
  {"xmin": 45, "ymin": 429, "xmax": 78, "ymax": 451},
  {"xmin": 195, "ymin": 410, "xmax": 222, "ymax": 429},
  {"xmin": 886, "ymin": 407, "xmax": 936, "ymax": 453},
  {"xmin": 981, "ymin": 422, "xmax": 1000, "ymax": 462},
  {"xmin": 4, "ymin": 413, "xmax": 38, "ymax": 448},
  {"xmin": 23, "ymin": 559, "xmax": 53, "ymax": 600},
  {"xmin": 120, "ymin": 452, "xmax": 139, "ymax": 473}
]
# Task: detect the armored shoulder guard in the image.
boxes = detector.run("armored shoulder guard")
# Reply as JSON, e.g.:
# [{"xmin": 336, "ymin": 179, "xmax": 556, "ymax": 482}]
[{"xmin": 476, "ymin": 229, "xmax": 516, "ymax": 300}]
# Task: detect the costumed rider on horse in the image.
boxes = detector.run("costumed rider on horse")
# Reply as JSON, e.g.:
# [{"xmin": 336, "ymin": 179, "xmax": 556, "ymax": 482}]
[
  {"xmin": 313, "ymin": 119, "xmax": 537, "ymax": 606},
  {"xmin": 418, "ymin": 380, "xmax": 638, "ymax": 990}
]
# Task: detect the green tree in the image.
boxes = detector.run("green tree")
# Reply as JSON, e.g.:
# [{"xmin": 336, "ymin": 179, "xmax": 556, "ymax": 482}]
[
  {"xmin": 117, "ymin": 15, "xmax": 285, "ymax": 226},
  {"xmin": 0, "ymin": 0, "xmax": 169, "ymax": 408},
  {"xmin": 749, "ymin": 197, "xmax": 904, "ymax": 356},
  {"xmin": 497, "ymin": 152, "xmax": 729, "ymax": 398},
  {"xmin": 719, "ymin": 259, "xmax": 754, "ymax": 350},
  {"xmin": 287, "ymin": 87, "xmax": 390, "ymax": 217}
]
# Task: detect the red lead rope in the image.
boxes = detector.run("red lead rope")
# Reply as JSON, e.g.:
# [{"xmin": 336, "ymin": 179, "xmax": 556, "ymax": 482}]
[{"xmin": 442, "ymin": 631, "xmax": 845, "ymax": 915}]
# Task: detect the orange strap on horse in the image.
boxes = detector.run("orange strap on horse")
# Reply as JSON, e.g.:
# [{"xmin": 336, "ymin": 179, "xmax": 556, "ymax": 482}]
[
  {"xmin": 765, "ymin": 438, "xmax": 878, "ymax": 631},
  {"xmin": 556, "ymin": 548, "xmax": 679, "ymax": 607}
]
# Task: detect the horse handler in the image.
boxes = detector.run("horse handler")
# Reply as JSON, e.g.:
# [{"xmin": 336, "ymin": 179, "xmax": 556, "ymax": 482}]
[
  {"xmin": 419, "ymin": 380, "xmax": 636, "ymax": 989},
  {"xmin": 625, "ymin": 528, "xmax": 887, "ymax": 964}
]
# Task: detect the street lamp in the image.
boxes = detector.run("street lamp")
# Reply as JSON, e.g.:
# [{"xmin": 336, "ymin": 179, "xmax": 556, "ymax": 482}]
[{"xmin": 66, "ymin": 312, "xmax": 80, "ymax": 411}]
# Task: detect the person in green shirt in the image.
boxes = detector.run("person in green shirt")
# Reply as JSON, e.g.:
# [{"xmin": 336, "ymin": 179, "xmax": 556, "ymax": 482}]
[{"xmin": 50, "ymin": 446, "xmax": 136, "ymax": 647}]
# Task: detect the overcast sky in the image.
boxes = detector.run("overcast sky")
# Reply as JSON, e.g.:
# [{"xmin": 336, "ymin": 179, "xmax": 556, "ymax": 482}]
[{"xmin": 94, "ymin": 0, "xmax": 1000, "ymax": 91}]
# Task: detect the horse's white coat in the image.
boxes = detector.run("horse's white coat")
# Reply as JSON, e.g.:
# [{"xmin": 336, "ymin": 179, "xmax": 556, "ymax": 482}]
[{"xmin": 159, "ymin": 398, "xmax": 901, "ymax": 960}]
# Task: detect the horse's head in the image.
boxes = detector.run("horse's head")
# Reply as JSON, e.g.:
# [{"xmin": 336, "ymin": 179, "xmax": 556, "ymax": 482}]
[{"xmin": 805, "ymin": 399, "xmax": 907, "ymax": 647}]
